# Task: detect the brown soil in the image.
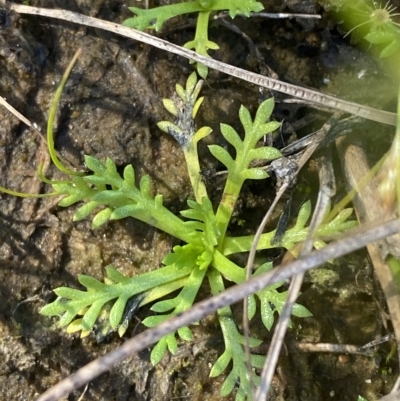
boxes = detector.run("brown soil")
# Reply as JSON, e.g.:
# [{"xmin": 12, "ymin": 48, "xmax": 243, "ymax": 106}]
[{"xmin": 0, "ymin": 1, "xmax": 399, "ymax": 400}]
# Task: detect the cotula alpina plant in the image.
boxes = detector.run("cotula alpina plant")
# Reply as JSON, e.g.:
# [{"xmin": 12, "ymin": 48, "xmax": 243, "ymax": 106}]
[{"xmin": 1, "ymin": 54, "xmax": 356, "ymax": 399}]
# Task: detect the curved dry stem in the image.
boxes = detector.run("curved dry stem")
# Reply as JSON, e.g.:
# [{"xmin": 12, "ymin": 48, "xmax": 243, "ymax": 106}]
[
  {"xmin": 256, "ymin": 150, "xmax": 336, "ymax": 401},
  {"xmin": 242, "ymin": 181, "xmax": 289, "ymax": 399}
]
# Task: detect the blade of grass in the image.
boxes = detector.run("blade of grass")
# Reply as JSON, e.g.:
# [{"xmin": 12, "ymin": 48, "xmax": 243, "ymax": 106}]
[{"xmin": 46, "ymin": 48, "xmax": 83, "ymax": 176}]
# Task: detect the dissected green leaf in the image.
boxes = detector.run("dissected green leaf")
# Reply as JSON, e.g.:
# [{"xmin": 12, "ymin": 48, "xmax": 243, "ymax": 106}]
[
  {"xmin": 106, "ymin": 266, "xmax": 132, "ymax": 284},
  {"xmin": 92, "ymin": 207, "xmax": 113, "ymax": 228},
  {"xmin": 78, "ymin": 275, "xmax": 107, "ymax": 291},
  {"xmin": 162, "ymin": 244, "xmax": 201, "ymax": 268},
  {"xmin": 40, "ymin": 61, "xmax": 328, "ymax": 401},
  {"xmin": 253, "ymin": 97, "xmax": 275, "ymax": 127},
  {"xmin": 208, "ymin": 144, "xmax": 235, "ymax": 169},
  {"xmin": 178, "ymin": 326, "xmax": 193, "ymax": 341},
  {"xmin": 84, "ymin": 155, "xmax": 106, "ymax": 174},
  {"xmin": 151, "ymin": 297, "xmax": 178, "ymax": 313},
  {"xmin": 124, "ymin": 3, "xmax": 202, "ymax": 31},
  {"xmin": 241, "ymin": 168, "xmax": 269, "ymax": 180},
  {"xmin": 74, "ymin": 200, "xmax": 99, "ymax": 221},
  {"xmin": 210, "ymin": 349, "xmax": 231, "ymax": 377},
  {"xmin": 82, "ymin": 300, "xmax": 108, "ymax": 331},
  {"xmin": 220, "ymin": 123, "xmax": 242, "ymax": 149},
  {"xmin": 150, "ymin": 337, "xmax": 169, "ymax": 365},
  {"xmin": 238, "ymin": 105, "xmax": 253, "ymax": 132},
  {"xmin": 109, "ymin": 296, "xmax": 129, "ymax": 329}
]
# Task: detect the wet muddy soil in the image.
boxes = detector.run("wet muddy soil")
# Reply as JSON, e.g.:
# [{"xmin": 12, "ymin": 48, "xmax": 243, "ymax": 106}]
[{"xmin": 0, "ymin": 0, "xmax": 399, "ymax": 400}]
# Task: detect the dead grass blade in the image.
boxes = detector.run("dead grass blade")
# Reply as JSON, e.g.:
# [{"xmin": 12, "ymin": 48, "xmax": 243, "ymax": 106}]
[
  {"xmin": 0, "ymin": 95, "xmax": 44, "ymax": 142},
  {"xmin": 9, "ymin": 3, "xmax": 397, "ymax": 126},
  {"xmin": 337, "ymin": 137, "xmax": 400, "ymax": 390}
]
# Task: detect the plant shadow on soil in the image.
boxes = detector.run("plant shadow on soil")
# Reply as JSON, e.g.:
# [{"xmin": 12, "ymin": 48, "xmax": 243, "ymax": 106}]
[{"xmin": 0, "ymin": 0, "xmax": 399, "ymax": 400}]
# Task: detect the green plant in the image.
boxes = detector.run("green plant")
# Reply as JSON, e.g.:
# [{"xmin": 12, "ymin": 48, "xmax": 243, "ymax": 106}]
[
  {"xmin": 332, "ymin": 0, "xmax": 400, "ymax": 264},
  {"xmin": 28, "ymin": 69, "xmax": 358, "ymax": 400},
  {"xmin": 122, "ymin": 0, "xmax": 264, "ymax": 78},
  {"xmin": 336, "ymin": 0, "xmax": 400, "ymax": 58}
]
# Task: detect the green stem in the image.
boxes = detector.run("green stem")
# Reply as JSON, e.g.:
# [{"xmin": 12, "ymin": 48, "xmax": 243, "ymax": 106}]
[
  {"xmin": 47, "ymin": 49, "xmax": 84, "ymax": 177},
  {"xmin": 222, "ymin": 227, "xmax": 309, "ymax": 256},
  {"xmin": 0, "ymin": 185, "xmax": 58, "ymax": 198},
  {"xmin": 175, "ymin": 265, "xmax": 208, "ymax": 312},
  {"xmin": 191, "ymin": 10, "xmax": 212, "ymax": 78},
  {"xmin": 215, "ymin": 123, "xmax": 261, "ymax": 243},
  {"xmin": 213, "ymin": 249, "xmax": 245, "ymax": 283},
  {"xmin": 183, "ymin": 141, "xmax": 208, "ymax": 203},
  {"xmin": 141, "ymin": 276, "xmax": 189, "ymax": 306},
  {"xmin": 208, "ymin": 266, "xmax": 238, "ymax": 337},
  {"xmin": 215, "ymin": 177, "xmax": 245, "ymax": 246},
  {"xmin": 109, "ymin": 262, "xmax": 194, "ymax": 301},
  {"xmin": 131, "ymin": 201, "xmax": 196, "ymax": 244},
  {"xmin": 37, "ymin": 158, "xmax": 72, "ymax": 185}
]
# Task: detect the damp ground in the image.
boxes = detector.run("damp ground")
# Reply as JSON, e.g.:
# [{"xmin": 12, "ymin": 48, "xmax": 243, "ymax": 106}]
[{"xmin": 0, "ymin": 1, "xmax": 399, "ymax": 400}]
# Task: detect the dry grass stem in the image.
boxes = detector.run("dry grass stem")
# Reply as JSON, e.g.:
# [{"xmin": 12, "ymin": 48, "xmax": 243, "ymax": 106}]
[{"xmin": 9, "ymin": 3, "xmax": 397, "ymax": 126}]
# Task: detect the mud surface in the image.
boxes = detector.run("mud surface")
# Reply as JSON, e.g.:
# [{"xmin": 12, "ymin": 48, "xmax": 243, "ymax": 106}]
[{"xmin": 0, "ymin": 0, "xmax": 399, "ymax": 400}]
